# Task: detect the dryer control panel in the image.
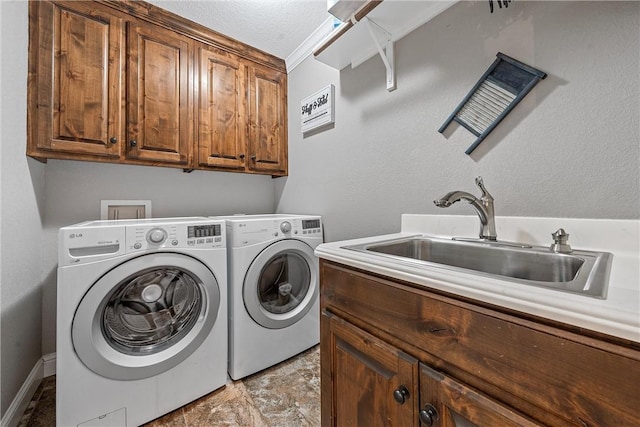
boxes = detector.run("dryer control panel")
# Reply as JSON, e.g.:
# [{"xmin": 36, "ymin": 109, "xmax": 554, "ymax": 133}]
[{"xmin": 226, "ymin": 216, "xmax": 323, "ymax": 247}]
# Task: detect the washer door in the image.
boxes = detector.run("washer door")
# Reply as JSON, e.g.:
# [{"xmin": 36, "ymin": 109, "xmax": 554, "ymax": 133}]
[
  {"xmin": 243, "ymin": 240, "xmax": 318, "ymax": 329},
  {"xmin": 72, "ymin": 253, "xmax": 220, "ymax": 380}
]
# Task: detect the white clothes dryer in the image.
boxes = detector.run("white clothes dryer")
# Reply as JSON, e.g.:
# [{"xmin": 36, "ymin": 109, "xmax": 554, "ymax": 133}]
[
  {"xmin": 57, "ymin": 217, "xmax": 227, "ymax": 427},
  {"xmin": 212, "ymin": 214, "xmax": 322, "ymax": 380}
]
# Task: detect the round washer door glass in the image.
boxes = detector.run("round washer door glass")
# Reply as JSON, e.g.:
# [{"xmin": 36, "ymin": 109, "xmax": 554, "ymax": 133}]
[
  {"xmin": 244, "ymin": 240, "xmax": 318, "ymax": 329},
  {"xmin": 102, "ymin": 266, "xmax": 201, "ymax": 355},
  {"xmin": 72, "ymin": 253, "xmax": 220, "ymax": 380}
]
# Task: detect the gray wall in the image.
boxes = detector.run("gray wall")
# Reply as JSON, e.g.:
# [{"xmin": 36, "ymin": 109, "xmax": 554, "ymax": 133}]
[
  {"xmin": 1, "ymin": 0, "xmax": 46, "ymax": 417},
  {"xmin": 275, "ymin": 1, "xmax": 640, "ymax": 242}
]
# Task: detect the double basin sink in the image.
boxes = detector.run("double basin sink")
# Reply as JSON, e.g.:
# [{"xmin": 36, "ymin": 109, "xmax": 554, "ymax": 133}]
[{"xmin": 344, "ymin": 236, "xmax": 613, "ymax": 298}]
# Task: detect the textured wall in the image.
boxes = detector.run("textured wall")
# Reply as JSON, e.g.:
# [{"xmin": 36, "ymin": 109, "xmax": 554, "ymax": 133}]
[{"xmin": 275, "ymin": 1, "xmax": 640, "ymax": 242}]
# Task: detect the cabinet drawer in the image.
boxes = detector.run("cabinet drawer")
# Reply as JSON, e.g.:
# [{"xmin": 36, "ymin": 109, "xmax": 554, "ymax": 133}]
[{"xmin": 320, "ymin": 260, "xmax": 640, "ymax": 427}]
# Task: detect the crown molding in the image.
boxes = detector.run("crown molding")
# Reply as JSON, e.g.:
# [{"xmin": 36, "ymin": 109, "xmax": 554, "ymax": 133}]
[{"xmin": 286, "ymin": 17, "xmax": 336, "ymax": 73}]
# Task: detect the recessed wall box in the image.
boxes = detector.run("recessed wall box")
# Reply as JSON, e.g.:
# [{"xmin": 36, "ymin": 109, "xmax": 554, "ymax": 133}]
[
  {"xmin": 100, "ymin": 200, "xmax": 152, "ymax": 220},
  {"xmin": 439, "ymin": 52, "xmax": 547, "ymax": 154}
]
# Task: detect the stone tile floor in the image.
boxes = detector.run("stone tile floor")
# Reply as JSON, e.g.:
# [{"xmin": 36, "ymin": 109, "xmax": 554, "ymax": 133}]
[{"xmin": 19, "ymin": 346, "xmax": 320, "ymax": 427}]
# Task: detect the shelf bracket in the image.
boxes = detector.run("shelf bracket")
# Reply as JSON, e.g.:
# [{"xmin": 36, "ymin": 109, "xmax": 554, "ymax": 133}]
[{"xmin": 363, "ymin": 17, "xmax": 396, "ymax": 92}]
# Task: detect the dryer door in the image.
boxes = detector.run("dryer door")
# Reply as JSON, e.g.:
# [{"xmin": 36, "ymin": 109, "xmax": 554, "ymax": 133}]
[
  {"xmin": 243, "ymin": 239, "xmax": 318, "ymax": 329},
  {"xmin": 72, "ymin": 253, "xmax": 220, "ymax": 380}
]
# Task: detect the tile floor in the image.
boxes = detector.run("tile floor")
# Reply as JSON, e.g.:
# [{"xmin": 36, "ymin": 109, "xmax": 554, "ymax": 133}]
[{"xmin": 18, "ymin": 346, "xmax": 320, "ymax": 427}]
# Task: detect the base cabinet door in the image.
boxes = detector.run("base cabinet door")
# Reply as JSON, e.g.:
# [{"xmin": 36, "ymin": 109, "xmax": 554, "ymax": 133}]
[
  {"xmin": 29, "ymin": 1, "xmax": 123, "ymax": 158},
  {"xmin": 419, "ymin": 364, "xmax": 542, "ymax": 427},
  {"xmin": 126, "ymin": 19, "xmax": 191, "ymax": 165},
  {"xmin": 322, "ymin": 312, "xmax": 419, "ymax": 427}
]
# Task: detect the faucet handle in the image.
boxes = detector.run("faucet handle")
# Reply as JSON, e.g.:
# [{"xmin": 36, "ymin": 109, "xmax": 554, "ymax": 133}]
[{"xmin": 475, "ymin": 176, "xmax": 493, "ymax": 200}]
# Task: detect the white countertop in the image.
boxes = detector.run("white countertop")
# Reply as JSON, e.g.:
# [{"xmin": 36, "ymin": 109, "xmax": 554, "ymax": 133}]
[{"xmin": 316, "ymin": 215, "xmax": 640, "ymax": 342}]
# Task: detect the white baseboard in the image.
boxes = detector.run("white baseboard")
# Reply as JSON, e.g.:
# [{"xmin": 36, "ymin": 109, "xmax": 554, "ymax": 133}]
[
  {"xmin": 0, "ymin": 353, "xmax": 56, "ymax": 427},
  {"xmin": 43, "ymin": 353, "xmax": 56, "ymax": 378}
]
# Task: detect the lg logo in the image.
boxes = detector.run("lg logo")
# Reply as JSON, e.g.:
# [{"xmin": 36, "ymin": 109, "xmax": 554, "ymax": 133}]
[{"xmin": 69, "ymin": 233, "xmax": 83, "ymax": 239}]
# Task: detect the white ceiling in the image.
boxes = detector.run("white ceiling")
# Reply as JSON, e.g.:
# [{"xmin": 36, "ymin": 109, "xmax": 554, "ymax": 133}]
[{"xmin": 148, "ymin": 0, "xmax": 332, "ymax": 60}]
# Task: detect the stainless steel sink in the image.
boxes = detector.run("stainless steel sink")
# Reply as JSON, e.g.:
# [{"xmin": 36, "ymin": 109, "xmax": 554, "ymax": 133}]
[{"xmin": 344, "ymin": 236, "xmax": 612, "ymax": 298}]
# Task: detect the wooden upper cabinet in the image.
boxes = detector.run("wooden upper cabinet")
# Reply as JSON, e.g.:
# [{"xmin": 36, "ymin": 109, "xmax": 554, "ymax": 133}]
[
  {"xmin": 248, "ymin": 64, "xmax": 288, "ymax": 175},
  {"xmin": 28, "ymin": 0, "xmax": 287, "ymax": 175},
  {"xmin": 198, "ymin": 47, "xmax": 247, "ymax": 170},
  {"xmin": 323, "ymin": 312, "xmax": 419, "ymax": 427},
  {"xmin": 29, "ymin": 1, "xmax": 123, "ymax": 158},
  {"xmin": 126, "ymin": 20, "xmax": 191, "ymax": 165}
]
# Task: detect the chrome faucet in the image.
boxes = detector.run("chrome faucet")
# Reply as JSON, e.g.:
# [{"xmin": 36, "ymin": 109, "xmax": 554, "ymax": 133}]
[{"xmin": 433, "ymin": 176, "xmax": 497, "ymax": 241}]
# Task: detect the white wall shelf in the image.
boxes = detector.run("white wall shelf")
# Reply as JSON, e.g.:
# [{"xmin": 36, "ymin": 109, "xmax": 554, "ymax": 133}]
[{"xmin": 314, "ymin": 0, "xmax": 457, "ymax": 90}]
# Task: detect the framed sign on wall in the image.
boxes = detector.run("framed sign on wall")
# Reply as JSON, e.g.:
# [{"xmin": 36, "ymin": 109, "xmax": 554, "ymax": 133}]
[{"xmin": 301, "ymin": 84, "xmax": 335, "ymax": 134}]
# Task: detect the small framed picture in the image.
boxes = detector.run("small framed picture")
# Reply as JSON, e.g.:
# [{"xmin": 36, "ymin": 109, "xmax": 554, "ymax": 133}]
[{"xmin": 301, "ymin": 84, "xmax": 335, "ymax": 134}]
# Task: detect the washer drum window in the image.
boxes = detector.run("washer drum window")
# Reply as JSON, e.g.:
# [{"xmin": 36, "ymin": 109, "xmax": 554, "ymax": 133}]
[
  {"xmin": 102, "ymin": 267, "xmax": 202, "ymax": 355},
  {"xmin": 72, "ymin": 253, "xmax": 220, "ymax": 380},
  {"xmin": 243, "ymin": 239, "xmax": 318, "ymax": 329}
]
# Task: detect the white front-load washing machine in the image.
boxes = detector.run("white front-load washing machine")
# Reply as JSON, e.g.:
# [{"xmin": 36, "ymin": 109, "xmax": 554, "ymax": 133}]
[
  {"xmin": 57, "ymin": 217, "xmax": 228, "ymax": 426},
  {"xmin": 212, "ymin": 214, "xmax": 322, "ymax": 380}
]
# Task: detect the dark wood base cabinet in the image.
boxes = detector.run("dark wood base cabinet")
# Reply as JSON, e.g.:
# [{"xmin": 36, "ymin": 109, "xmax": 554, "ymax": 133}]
[{"xmin": 320, "ymin": 260, "xmax": 640, "ymax": 427}]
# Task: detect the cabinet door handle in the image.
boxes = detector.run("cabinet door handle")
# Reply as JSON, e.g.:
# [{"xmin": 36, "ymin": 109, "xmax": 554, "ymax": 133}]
[
  {"xmin": 239, "ymin": 153, "xmax": 245, "ymax": 159},
  {"xmin": 129, "ymin": 140, "xmax": 137, "ymax": 147},
  {"xmin": 250, "ymin": 155, "xmax": 256, "ymax": 161},
  {"xmin": 418, "ymin": 404, "xmax": 439, "ymax": 426},
  {"xmin": 392, "ymin": 385, "xmax": 410, "ymax": 405},
  {"xmin": 109, "ymin": 137, "xmax": 117, "ymax": 144}
]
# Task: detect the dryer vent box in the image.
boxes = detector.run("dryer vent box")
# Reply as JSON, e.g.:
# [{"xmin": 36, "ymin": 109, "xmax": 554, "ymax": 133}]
[{"xmin": 100, "ymin": 200, "xmax": 152, "ymax": 220}]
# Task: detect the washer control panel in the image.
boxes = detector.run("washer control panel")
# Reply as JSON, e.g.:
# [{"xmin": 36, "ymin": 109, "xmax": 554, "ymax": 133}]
[
  {"xmin": 59, "ymin": 219, "xmax": 227, "ymax": 265},
  {"xmin": 126, "ymin": 221, "xmax": 225, "ymax": 252}
]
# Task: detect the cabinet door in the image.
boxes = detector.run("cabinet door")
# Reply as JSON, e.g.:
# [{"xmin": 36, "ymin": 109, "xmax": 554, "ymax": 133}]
[
  {"xmin": 127, "ymin": 20, "xmax": 191, "ymax": 165},
  {"xmin": 247, "ymin": 64, "xmax": 287, "ymax": 175},
  {"xmin": 419, "ymin": 364, "xmax": 542, "ymax": 427},
  {"xmin": 322, "ymin": 312, "xmax": 419, "ymax": 427},
  {"xmin": 29, "ymin": 1, "xmax": 123, "ymax": 158},
  {"xmin": 198, "ymin": 47, "xmax": 247, "ymax": 170}
]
